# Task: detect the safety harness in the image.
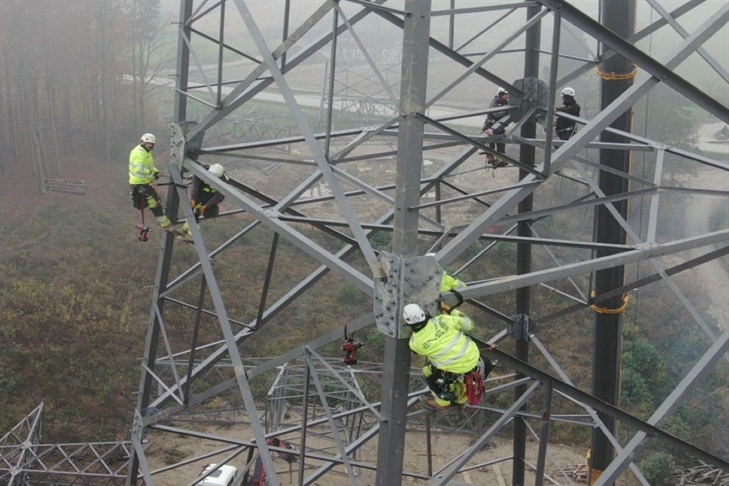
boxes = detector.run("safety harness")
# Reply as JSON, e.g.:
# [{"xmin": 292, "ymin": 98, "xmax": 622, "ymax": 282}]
[
  {"xmin": 431, "ymin": 357, "xmax": 493, "ymax": 406},
  {"xmin": 133, "ymin": 192, "xmax": 151, "ymax": 242}
]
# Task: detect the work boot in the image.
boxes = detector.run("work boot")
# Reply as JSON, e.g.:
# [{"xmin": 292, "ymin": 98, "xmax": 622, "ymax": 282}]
[
  {"xmin": 170, "ymin": 224, "xmax": 188, "ymax": 237},
  {"xmin": 419, "ymin": 395, "xmax": 451, "ymax": 412},
  {"xmin": 177, "ymin": 227, "xmax": 194, "ymax": 244},
  {"xmin": 487, "ymin": 155, "xmax": 508, "ymax": 169}
]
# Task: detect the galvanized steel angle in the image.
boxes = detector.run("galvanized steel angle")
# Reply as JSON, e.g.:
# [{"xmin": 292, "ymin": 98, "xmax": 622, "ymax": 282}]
[
  {"xmin": 302, "ymin": 349, "xmax": 359, "ymax": 485},
  {"xmin": 305, "ymin": 348, "xmax": 382, "ymax": 420}
]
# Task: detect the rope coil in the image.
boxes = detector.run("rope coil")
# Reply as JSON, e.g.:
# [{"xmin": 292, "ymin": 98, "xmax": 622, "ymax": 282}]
[
  {"xmin": 590, "ymin": 291, "xmax": 630, "ymax": 314},
  {"xmin": 595, "ymin": 65, "xmax": 638, "ymax": 81}
]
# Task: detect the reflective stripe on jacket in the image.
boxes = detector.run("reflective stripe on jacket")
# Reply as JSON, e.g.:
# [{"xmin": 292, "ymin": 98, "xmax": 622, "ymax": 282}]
[
  {"xmin": 191, "ymin": 174, "xmax": 228, "ymax": 208},
  {"xmin": 129, "ymin": 145, "xmax": 158, "ymax": 184},
  {"xmin": 409, "ymin": 312, "xmax": 480, "ymax": 374}
]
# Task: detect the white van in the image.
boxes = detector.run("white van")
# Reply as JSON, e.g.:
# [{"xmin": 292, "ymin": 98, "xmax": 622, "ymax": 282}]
[{"xmin": 195, "ymin": 463, "xmax": 240, "ymax": 486}]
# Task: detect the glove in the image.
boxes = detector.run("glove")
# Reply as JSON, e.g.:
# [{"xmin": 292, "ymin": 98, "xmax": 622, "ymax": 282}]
[
  {"xmin": 450, "ymin": 308, "xmax": 465, "ymax": 318},
  {"xmin": 154, "ymin": 171, "xmax": 160, "ymax": 181},
  {"xmin": 452, "ymin": 289, "xmax": 464, "ymax": 308}
]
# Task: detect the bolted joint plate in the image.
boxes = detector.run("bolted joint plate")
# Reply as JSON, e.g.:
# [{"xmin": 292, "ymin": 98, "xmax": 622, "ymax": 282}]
[
  {"xmin": 509, "ymin": 313, "xmax": 537, "ymax": 341},
  {"xmin": 169, "ymin": 123, "xmax": 187, "ymax": 170},
  {"xmin": 131, "ymin": 410, "xmax": 144, "ymax": 441},
  {"xmin": 511, "ymin": 77, "xmax": 549, "ymax": 120},
  {"xmin": 374, "ymin": 252, "xmax": 443, "ymax": 339},
  {"xmin": 182, "ymin": 120, "xmax": 202, "ymax": 153}
]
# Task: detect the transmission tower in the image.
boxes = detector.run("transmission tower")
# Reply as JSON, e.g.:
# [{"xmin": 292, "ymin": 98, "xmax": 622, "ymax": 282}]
[
  {"xmin": 125, "ymin": 0, "xmax": 729, "ymax": 485},
  {"xmin": 3, "ymin": 1, "xmax": 728, "ymax": 485}
]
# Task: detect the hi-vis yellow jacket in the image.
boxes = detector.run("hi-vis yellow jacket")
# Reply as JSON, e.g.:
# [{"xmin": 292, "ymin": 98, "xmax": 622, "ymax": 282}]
[
  {"xmin": 129, "ymin": 144, "xmax": 158, "ymax": 184},
  {"xmin": 409, "ymin": 310, "xmax": 480, "ymax": 374}
]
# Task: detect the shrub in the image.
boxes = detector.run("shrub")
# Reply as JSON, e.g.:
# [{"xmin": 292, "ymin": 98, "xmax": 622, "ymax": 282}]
[
  {"xmin": 161, "ymin": 446, "xmax": 188, "ymax": 465},
  {"xmin": 368, "ymin": 231, "xmax": 392, "ymax": 251},
  {"xmin": 640, "ymin": 452, "xmax": 676, "ymax": 486}
]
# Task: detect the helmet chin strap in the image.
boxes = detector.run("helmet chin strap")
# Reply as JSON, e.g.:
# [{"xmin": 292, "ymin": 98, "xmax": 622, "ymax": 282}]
[{"xmin": 409, "ymin": 320, "xmax": 428, "ymax": 333}]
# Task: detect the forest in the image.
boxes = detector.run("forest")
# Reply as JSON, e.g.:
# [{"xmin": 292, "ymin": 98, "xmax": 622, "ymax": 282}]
[
  {"xmin": 0, "ymin": 0, "xmax": 173, "ymax": 184},
  {"xmin": 0, "ymin": 0, "xmax": 175, "ymax": 439},
  {"xmin": 0, "ymin": 2, "xmax": 727, "ymax": 485}
]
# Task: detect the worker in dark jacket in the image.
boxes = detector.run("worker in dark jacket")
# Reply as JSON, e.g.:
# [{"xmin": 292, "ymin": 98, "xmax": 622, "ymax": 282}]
[
  {"xmin": 481, "ymin": 87, "xmax": 510, "ymax": 168},
  {"xmin": 190, "ymin": 164, "xmax": 228, "ymax": 221},
  {"xmin": 555, "ymin": 87, "xmax": 581, "ymax": 140},
  {"xmin": 177, "ymin": 164, "xmax": 229, "ymax": 242}
]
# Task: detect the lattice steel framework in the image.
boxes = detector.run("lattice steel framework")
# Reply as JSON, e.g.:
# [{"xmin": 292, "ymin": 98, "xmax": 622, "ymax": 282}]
[
  {"xmin": 4, "ymin": 0, "xmax": 727, "ymax": 485},
  {"xmin": 135, "ymin": 0, "xmax": 729, "ymax": 484}
]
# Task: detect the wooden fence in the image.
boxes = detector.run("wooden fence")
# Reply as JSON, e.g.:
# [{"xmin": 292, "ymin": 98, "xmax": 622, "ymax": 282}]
[{"xmin": 46, "ymin": 178, "xmax": 87, "ymax": 196}]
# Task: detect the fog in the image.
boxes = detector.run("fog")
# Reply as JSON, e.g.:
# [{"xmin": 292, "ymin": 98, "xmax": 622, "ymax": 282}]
[{"xmin": 0, "ymin": 1, "xmax": 727, "ymax": 481}]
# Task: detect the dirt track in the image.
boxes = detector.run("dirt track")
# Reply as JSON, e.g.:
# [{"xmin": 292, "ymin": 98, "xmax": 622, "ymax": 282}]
[{"xmin": 145, "ymin": 419, "xmax": 586, "ymax": 486}]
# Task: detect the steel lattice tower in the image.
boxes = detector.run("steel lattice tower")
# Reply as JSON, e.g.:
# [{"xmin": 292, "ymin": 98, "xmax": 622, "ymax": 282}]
[
  {"xmin": 124, "ymin": 0, "xmax": 728, "ymax": 485},
  {"xmin": 2, "ymin": 2, "xmax": 728, "ymax": 486}
]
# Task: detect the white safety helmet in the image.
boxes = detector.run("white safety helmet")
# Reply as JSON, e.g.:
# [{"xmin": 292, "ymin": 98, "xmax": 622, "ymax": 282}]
[
  {"xmin": 561, "ymin": 87, "xmax": 575, "ymax": 97},
  {"xmin": 140, "ymin": 133, "xmax": 156, "ymax": 144},
  {"xmin": 402, "ymin": 303, "xmax": 427, "ymax": 325},
  {"xmin": 497, "ymin": 87, "xmax": 508, "ymax": 96},
  {"xmin": 208, "ymin": 163, "xmax": 225, "ymax": 178}
]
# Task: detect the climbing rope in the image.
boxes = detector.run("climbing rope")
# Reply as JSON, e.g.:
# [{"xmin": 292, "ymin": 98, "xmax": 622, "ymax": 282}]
[
  {"xmin": 595, "ymin": 65, "xmax": 638, "ymax": 81},
  {"xmin": 590, "ymin": 290, "xmax": 630, "ymax": 314},
  {"xmin": 464, "ymin": 370, "xmax": 485, "ymax": 406}
]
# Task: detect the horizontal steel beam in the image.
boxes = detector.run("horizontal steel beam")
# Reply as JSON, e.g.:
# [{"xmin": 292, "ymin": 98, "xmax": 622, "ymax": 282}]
[
  {"xmin": 536, "ymin": 0, "xmax": 729, "ymax": 123},
  {"xmin": 457, "ymin": 230, "xmax": 729, "ymax": 300},
  {"xmin": 480, "ymin": 342, "xmax": 729, "ymax": 471}
]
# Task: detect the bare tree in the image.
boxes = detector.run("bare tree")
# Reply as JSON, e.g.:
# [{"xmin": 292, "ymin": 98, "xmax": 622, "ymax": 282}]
[
  {"xmin": 128, "ymin": 0, "xmax": 174, "ymax": 133},
  {"xmin": 88, "ymin": 0, "xmax": 135, "ymax": 164},
  {"xmin": 0, "ymin": 1, "xmax": 25, "ymax": 173},
  {"xmin": 0, "ymin": 0, "xmax": 167, "ymax": 185}
]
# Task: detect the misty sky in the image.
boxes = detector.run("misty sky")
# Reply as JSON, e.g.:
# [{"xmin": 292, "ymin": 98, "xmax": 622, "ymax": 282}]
[{"xmin": 154, "ymin": 0, "xmax": 727, "ymax": 92}]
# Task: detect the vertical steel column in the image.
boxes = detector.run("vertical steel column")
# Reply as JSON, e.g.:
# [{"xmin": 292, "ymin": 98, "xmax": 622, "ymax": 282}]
[
  {"xmin": 324, "ymin": 9, "xmax": 339, "ymax": 157},
  {"xmin": 590, "ymin": 0, "xmax": 636, "ymax": 484},
  {"xmin": 375, "ymin": 1, "xmax": 431, "ymax": 484},
  {"xmin": 513, "ymin": 4, "xmax": 541, "ymax": 485},
  {"xmin": 543, "ymin": 6, "xmax": 562, "ymax": 175},
  {"xmin": 281, "ymin": 0, "xmax": 291, "ymax": 71},
  {"xmin": 216, "ymin": 0, "xmax": 225, "ymax": 106},
  {"xmin": 426, "ymin": 414, "xmax": 433, "ymax": 476},
  {"xmin": 183, "ymin": 277, "xmax": 207, "ymax": 404},
  {"xmin": 535, "ymin": 382, "xmax": 553, "ymax": 486},
  {"xmin": 297, "ymin": 362, "xmax": 311, "ymax": 486},
  {"xmin": 173, "ymin": 0, "xmax": 192, "ymax": 124},
  {"xmin": 448, "ymin": 0, "xmax": 455, "ymax": 49},
  {"xmin": 127, "ymin": 3, "xmax": 193, "ymax": 484}
]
